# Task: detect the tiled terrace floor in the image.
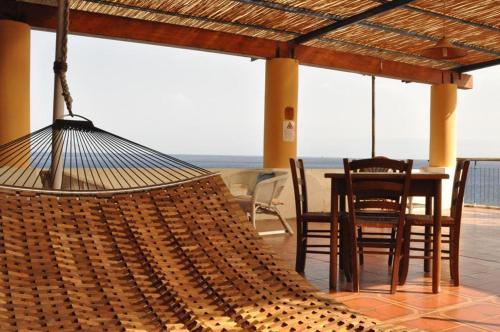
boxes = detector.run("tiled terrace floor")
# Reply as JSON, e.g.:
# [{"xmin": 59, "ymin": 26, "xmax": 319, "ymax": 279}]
[{"xmin": 259, "ymin": 207, "xmax": 500, "ymax": 331}]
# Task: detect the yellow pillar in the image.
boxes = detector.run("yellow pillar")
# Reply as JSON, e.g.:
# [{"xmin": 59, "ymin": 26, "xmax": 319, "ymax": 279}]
[
  {"xmin": 429, "ymin": 83, "xmax": 457, "ymax": 167},
  {"xmin": 0, "ymin": 20, "xmax": 30, "ymax": 145},
  {"xmin": 263, "ymin": 58, "xmax": 299, "ymax": 168}
]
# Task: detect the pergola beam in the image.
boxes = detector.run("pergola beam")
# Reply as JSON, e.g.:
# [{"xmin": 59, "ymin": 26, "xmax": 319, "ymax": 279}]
[
  {"xmin": 1, "ymin": 0, "xmax": 472, "ymax": 89},
  {"xmin": 289, "ymin": 0, "xmax": 416, "ymax": 45},
  {"xmin": 453, "ymin": 58, "xmax": 500, "ymax": 73}
]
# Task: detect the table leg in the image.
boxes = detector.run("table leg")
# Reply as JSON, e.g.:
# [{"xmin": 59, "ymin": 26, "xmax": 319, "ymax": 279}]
[
  {"xmin": 330, "ymin": 183, "xmax": 339, "ymax": 291},
  {"xmin": 432, "ymin": 181, "xmax": 442, "ymax": 294},
  {"xmin": 339, "ymin": 194, "xmax": 351, "ymax": 282},
  {"xmin": 424, "ymin": 196, "xmax": 432, "ymax": 273}
]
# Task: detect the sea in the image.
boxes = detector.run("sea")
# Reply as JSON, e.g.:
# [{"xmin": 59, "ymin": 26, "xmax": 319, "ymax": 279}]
[{"xmin": 174, "ymin": 155, "xmax": 500, "ymax": 207}]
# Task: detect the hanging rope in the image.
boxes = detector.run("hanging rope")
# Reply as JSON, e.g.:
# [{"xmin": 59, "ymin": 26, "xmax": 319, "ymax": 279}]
[{"xmin": 53, "ymin": 0, "xmax": 73, "ymax": 116}]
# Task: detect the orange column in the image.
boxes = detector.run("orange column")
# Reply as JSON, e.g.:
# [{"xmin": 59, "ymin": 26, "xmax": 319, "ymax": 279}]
[
  {"xmin": 0, "ymin": 20, "xmax": 30, "ymax": 145},
  {"xmin": 429, "ymin": 83, "xmax": 457, "ymax": 167},
  {"xmin": 263, "ymin": 58, "xmax": 299, "ymax": 168}
]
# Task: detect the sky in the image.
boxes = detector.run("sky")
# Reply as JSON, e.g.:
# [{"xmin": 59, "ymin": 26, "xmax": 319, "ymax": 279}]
[{"xmin": 31, "ymin": 30, "xmax": 500, "ymax": 159}]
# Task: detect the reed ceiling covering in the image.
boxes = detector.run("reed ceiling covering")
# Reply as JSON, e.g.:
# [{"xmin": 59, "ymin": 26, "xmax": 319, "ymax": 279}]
[{"xmin": 7, "ymin": 0, "xmax": 500, "ymax": 86}]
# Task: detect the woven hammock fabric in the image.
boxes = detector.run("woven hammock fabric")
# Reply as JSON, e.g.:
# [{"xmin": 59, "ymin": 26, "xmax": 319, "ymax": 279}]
[
  {"xmin": 0, "ymin": 175, "xmax": 416, "ymax": 331},
  {"xmin": 0, "ymin": 118, "xmax": 211, "ymax": 192}
]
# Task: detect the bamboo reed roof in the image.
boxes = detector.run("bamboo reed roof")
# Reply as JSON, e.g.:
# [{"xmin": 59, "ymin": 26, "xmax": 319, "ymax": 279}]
[{"xmin": 19, "ymin": 0, "xmax": 499, "ymax": 73}]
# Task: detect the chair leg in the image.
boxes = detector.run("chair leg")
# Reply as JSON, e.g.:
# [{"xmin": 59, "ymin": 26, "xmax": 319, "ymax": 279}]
[
  {"xmin": 351, "ymin": 226, "xmax": 359, "ymax": 292},
  {"xmin": 399, "ymin": 223, "xmax": 412, "ymax": 286},
  {"xmin": 388, "ymin": 227, "xmax": 396, "ymax": 266},
  {"xmin": 275, "ymin": 209, "xmax": 294, "ymax": 235},
  {"xmin": 295, "ymin": 218, "xmax": 306, "ymax": 273},
  {"xmin": 424, "ymin": 196, "xmax": 432, "ymax": 273},
  {"xmin": 423, "ymin": 225, "xmax": 432, "ymax": 273},
  {"xmin": 251, "ymin": 207, "xmax": 257, "ymax": 229},
  {"xmin": 449, "ymin": 228, "xmax": 455, "ymax": 281},
  {"xmin": 390, "ymin": 226, "xmax": 404, "ymax": 294},
  {"xmin": 451, "ymin": 227, "xmax": 460, "ymax": 286},
  {"xmin": 339, "ymin": 224, "xmax": 352, "ymax": 282},
  {"xmin": 358, "ymin": 226, "xmax": 364, "ymax": 266}
]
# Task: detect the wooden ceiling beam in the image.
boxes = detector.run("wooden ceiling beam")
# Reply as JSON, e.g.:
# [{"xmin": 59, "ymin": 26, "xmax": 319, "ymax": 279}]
[{"xmin": 1, "ymin": 0, "xmax": 472, "ymax": 89}]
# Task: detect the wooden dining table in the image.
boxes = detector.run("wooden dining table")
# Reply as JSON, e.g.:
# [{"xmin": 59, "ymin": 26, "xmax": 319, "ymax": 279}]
[{"xmin": 324, "ymin": 171, "xmax": 449, "ymax": 294}]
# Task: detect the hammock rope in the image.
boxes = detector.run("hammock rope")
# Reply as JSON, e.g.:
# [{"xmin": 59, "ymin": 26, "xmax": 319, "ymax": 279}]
[{"xmin": 53, "ymin": 0, "xmax": 73, "ymax": 116}]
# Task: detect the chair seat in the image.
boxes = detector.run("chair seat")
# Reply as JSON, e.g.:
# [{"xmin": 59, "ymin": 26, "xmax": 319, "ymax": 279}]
[
  {"xmin": 302, "ymin": 211, "xmax": 331, "ymax": 222},
  {"xmin": 406, "ymin": 214, "xmax": 455, "ymax": 226},
  {"xmin": 355, "ymin": 218, "xmax": 399, "ymax": 228},
  {"xmin": 340, "ymin": 212, "xmax": 399, "ymax": 228}
]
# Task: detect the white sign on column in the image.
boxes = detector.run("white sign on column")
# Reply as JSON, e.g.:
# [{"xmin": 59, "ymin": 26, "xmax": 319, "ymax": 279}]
[{"xmin": 283, "ymin": 120, "xmax": 295, "ymax": 142}]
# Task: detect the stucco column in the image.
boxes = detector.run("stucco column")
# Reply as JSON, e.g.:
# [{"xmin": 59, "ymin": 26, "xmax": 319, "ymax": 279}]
[
  {"xmin": 0, "ymin": 20, "xmax": 30, "ymax": 145},
  {"xmin": 423, "ymin": 83, "xmax": 458, "ymax": 210},
  {"xmin": 429, "ymin": 83, "xmax": 457, "ymax": 168},
  {"xmin": 263, "ymin": 58, "xmax": 299, "ymax": 168}
]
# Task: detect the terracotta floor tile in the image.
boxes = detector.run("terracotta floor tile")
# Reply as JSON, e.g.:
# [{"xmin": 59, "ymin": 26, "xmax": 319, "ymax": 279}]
[
  {"xmin": 469, "ymin": 315, "xmax": 500, "ymax": 332},
  {"xmin": 341, "ymin": 296, "xmax": 391, "ymax": 311},
  {"xmin": 446, "ymin": 286, "xmax": 494, "ymax": 299},
  {"xmin": 400, "ymin": 316, "xmax": 461, "ymax": 331},
  {"xmin": 442, "ymin": 303, "xmax": 500, "ymax": 322},
  {"xmin": 365, "ymin": 303, "xmax": 416, "ymax": 321},
  {"xmin": 393, "ymin": 293, "xmax": 468, "ymax": 310},
  {"xmin": 442, "ymin": 325, "xmax": 487, "ymax": 331}
]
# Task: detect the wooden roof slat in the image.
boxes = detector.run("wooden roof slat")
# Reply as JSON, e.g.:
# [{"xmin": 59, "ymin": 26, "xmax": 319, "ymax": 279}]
[
  {"xmin": 79, "ymin": 0, "xmax": 499, "ymax": 68},
  {"xmin": 78, "ymin": 0, "xmax": 464, "ymax": 69},
  {"xmin": 14, "ymin": 0, "xmax": 499, "ymax": 71},
  {"xmin": 323, "ymin": 24, "xmax": 496, "ymax": 67},
  {"xmin": 61, "ymin": 0, "xmax": 451, "ymax": 70},
  {"xmin": 289, "ymin": 0, "xmax": 415, "ymax": 45},
  {"xmin": 400, "ymin": 0, "xmax": 500, "ymax": 33},
  {"xmin": 7, "ymin": 0, "xmax": 487, "ymax": 88}
]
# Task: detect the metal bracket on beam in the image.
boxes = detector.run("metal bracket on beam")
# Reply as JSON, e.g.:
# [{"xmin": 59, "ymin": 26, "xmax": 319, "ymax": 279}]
[
  {"xmin": 275, "ymin": 42, "xmax": 296, "ymax": 59},
  {"xmin": 289, "ymin": 0, "xmax": 416, "ymax": 45},
  {"xmin": 453, "ymin": 58, "xmax": 500, "ymax": 73}
]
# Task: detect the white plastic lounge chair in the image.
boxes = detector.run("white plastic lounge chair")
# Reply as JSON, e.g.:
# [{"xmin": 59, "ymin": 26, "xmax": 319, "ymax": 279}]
[{"xmin": 224, "ymin": 170, "xmax": 293, "ymax": 236}]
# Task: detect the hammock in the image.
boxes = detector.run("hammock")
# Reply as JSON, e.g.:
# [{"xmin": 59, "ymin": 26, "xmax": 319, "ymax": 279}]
[{"xmin": 0, "ymin": 173, "xmax": 412, "ymax": 331}]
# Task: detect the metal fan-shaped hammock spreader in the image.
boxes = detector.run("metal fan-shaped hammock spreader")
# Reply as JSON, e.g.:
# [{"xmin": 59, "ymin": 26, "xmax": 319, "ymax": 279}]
[{"xmin": 0, "ymin": 115, "xmax": 211, "ymax": 192}]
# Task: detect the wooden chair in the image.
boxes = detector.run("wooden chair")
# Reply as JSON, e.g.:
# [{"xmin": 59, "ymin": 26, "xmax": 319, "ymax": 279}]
[
  {"xmin": 400, "ymin": 159, "xmax": 470, "ymax": 287},
  {"xmin": 356, "ymin": 156, "xmax": 396, "ymax": 267},
  {"xmin": 342, "ymin": 157, "xmax": 413, "ymax": 293},
  {"xmin": 290, "ymin": 159, "xmax": 331, "ymax": 273}
]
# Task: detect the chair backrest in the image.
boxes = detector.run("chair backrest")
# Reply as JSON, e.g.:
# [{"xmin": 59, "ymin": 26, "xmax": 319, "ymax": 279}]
[
  {"xmin": 289, "ymin": 159, "xmax": 309, "ymax": 218},
  {"xmin": 223, "ymin": 170, "xmax": 259, "ymax": 195},
  {"xmin": 357, "ymin": 156, "xmax": 393, "ymax": 173},
  {"xmin": 450, "ymin": 159, "xmax": 471, "ymax": 225},
  {"xmin": 224, "ymin": 169, "xmax": 278, "ymax": 196},
  {"xmin": 253, "ymin": 171, "xmax": 288, "ymax": 206},
  {"xmin": 343, "ymin": 158, "xmax": 413, "ymax": 227}
]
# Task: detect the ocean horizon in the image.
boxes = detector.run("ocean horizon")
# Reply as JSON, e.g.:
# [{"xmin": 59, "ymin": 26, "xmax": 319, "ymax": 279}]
[{"xmin": 173, "ymin": 154, "xmax": 433, "ymax": 169}]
